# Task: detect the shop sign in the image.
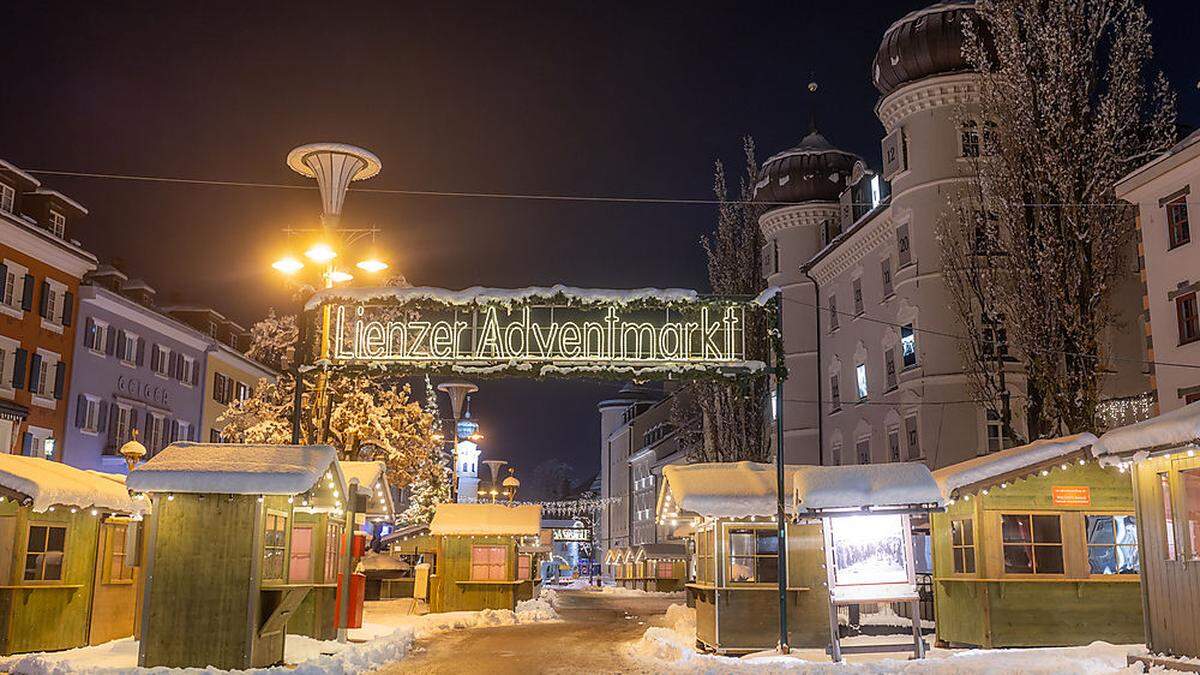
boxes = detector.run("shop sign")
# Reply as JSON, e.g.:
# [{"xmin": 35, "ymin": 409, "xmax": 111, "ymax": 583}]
[{"xmin": 1051, "ymin": 486, "xmax": 1091, "ymax": 506}]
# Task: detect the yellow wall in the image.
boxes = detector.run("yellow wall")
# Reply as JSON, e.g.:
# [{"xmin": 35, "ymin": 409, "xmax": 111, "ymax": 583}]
[{"xmin": 202, "ymin": 348, "xmax": 274, "ymax": 441}]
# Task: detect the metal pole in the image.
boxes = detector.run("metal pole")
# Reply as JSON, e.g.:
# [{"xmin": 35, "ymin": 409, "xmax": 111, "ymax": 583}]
[
  {"xmin": 336, "ymin": 478, "xmax": 359, "ymax": 643},
  {"xmin": 773, "ymin": 290, "xmax": 789, "ymax": 653},
  {"xmin": 291, "ymin": 306, "xmax": 309, "ymax": 445}
]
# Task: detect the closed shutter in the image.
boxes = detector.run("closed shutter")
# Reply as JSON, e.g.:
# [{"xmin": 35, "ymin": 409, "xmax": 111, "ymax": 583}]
[
  {"xmin": 150, "ymin": 344, "xmax": 159, "ymax": 372},
  {"xmin": 38, "ymin": 281, "xmax": 49, "ymax": 318},
  {"xmin": 116, "ymin": 330, "xmax": 127, "ymax": 360},
  {"xmin": 0, "ymin": 263, "xmax": 7, "ymax": 300},
  {"xmin": 105, "ymin": 325, "xmax": 116, "ymax": 356},
  {"xmin": 136, "ymin": 337, "xmax": 145, "ymax": 366},
  {"xmin": 21, "ymin": 433, "xmax": 32, "ymax": 456},
  {"xmin": 191, "ymin": 360, "xmax": 199, "ymax": 386},
  {"xmin": 106, "ymin": 404, "xmax": 119, "ymax": 445},
  {"xmin": 83, "ymin": 317, "xmax": 95, "ymax": 350},
  {"xmin": 61, "ymin": 291, "xmax": 73, "ymax": 326},
  {"xmin": 169, "ymin": 419, "xmax": 179, "ymax": 444},
  {"xmin": 20, "ymin": 274, "xmax": 33, "ymax": 311},
  {"xmin": 27, "ymin": 353, "xmax": 41, "ymax": 393},
  {"xmin": 98, "ymin": 400, "xmax": 109, "ymax": 434},
  {"xmin": 53, "ymin": 362, "xmax": 65, "ymax": 400},
  {"xmin": 11, "ymin": 348, "xmax": 26, "ymax": 389},
  {"xmin": 129, "ymin": 409, "xmax": 140, "ymax": 438},
  {"xmin": 75, "ymin": 394, "xmax": 87, "ymax": 428}
]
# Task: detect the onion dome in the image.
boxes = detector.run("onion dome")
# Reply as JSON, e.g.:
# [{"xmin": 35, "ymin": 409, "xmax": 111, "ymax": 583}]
[
  {"xmin": 873, "ymin": 1, "xmax": 977, "ymax": 97},
  {"xmin": 754, "ymin": 130, "xmax": 860, "ymax": 206}
]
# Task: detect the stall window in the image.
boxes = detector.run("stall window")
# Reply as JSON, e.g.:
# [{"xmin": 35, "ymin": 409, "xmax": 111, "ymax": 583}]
[
  {"xmin": 657, "ymin": 561, "xmax": 675, "ymax": 579},
  {"xmin": 1182, "ymin": 468, "xmax": 1200, "ymax": 560},
  {"xmin": 951, "ymin": 519, "xmax": 976, "ymax": 574},
  {"xmin": 517, "ymin": 554, "xmax": 531, "ymax": 580},
  {"xmin": 1160, "ymin": 472, "xmax": 1177, "ymax": 560},
  {"xmin": 324, "ymin": 521, "xmax": 343, "ymax": 583},
  {"xmin": 262, "ymin": 512, "xmax": 289, "ymax": 581},
  {"xmin": 727, "ymin": 527, "xmax": 779, "ymax": 584},
  {"xmin": 24, "ymin": 524, "xmax": 66, "ymax": 581},
  {"xmin": 1001, "ymin": 514, "xmax": 1064, "ymax": 574},
  {"xmin": 695, "ymin": 529, "xmax": 714, "ymax": 583},
  {"xmin": 105, "ymin": 522, "xmax": 135, "ymax": 583},
  {"xmin": 471, "ymin": 546, "xmax": 506, "ymax": 581},
  {"xmin": 1085, "ymin": 515, "xmax": 1139, "ymax": 575},
  {"xmin": 289, "ymin": 525, "xmax": 314, "ymax": 582}
]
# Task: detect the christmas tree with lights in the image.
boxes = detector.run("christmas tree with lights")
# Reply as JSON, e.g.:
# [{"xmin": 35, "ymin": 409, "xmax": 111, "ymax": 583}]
[{"xmin": 399, "ymin": 376, "xmax": 452, "ymax": 526}]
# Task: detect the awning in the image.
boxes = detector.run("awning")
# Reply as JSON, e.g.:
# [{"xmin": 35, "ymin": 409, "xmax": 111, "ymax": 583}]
[{"xmin": 0, "ymin": 400, "xmax": 28, "ymax": 423}]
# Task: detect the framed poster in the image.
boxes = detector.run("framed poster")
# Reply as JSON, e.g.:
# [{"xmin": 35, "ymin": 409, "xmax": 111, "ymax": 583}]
[{"xmin": 829, "ymin": 514, "xmax": 909, "ymax": 586}]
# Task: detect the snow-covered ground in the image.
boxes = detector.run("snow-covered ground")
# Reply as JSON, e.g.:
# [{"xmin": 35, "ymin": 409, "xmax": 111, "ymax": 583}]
[
  {"xmin": 546, "ymin": 577, "xmax": 684, "ymax": 598},
  {"xmin": 0, "ymin": 594, "xmax": 560, "ymax": 675},
  {"xmin": 629, "ymin": 604, "xmax": 1151, "ymax": 674}
]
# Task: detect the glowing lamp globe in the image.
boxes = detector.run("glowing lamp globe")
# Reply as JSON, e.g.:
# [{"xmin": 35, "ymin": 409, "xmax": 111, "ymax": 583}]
[
  {"xmin": 328, "ymin": 270, "xmax": 354, "ymax": 283},
  {"xmin": 456, "ymin": 418, "xmax": 479, "ymax": 439},
  {"xmin": 305, "ymin": 243, "xmax": 337, "ymax": 263},
  {"xmin": 272, "ymin": 256, "xmax": 304, "ymax": 275},
  {"xmin": 356, "ymin": 258, "xmax": 389, "ymax": 273}
]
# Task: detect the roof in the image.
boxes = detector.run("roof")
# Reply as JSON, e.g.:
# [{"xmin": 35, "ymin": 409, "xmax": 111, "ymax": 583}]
[
  {"xmin": 755, "ymin": 129, "xmax": 860, "ymax": 206},
  {"xmin": 792, "ymin": 463, "xmax": 943, "ymax": 514},
  {"xmin": 1116, "ymin": 128, "xmax": 1200, "ymax": 196},
  {"xmin": 873, "ymin": 1, "xmax": 977, "ymax": 97},
  {"xmin": 660, "ymin": 462, "xmax": 800, "ymax": 518},
  {"xmin": 32, "ymin": 188, "xmax": 88, "ymax": 215},
  {"xmin": 635, "ymin": 543, "xmax": 688, "ymax": 561},
  {"xmin": 340, "ymin": 460, "xmax": 395, "ymax": 516},
  {"xmin": 1093, "ymin": 402, "xmax": 1200, "ymax": 460},
  {"xmin": 0, "ymin": 455, "xmax": 139, "ymax": 514},
  {"xmin": 428, "ymin": 502, "xmax": 542, "ymax": 536},
  {"xmin": 0, "ymin": 158, "xmax": 41, "ymax": 188},
  {"xmin": 127, "ymin": 443, "xmax": 341, "ymax": 496},
  {"xmin": 934, "ymin": 433, "xmax": 1096, "ymax": 498}
]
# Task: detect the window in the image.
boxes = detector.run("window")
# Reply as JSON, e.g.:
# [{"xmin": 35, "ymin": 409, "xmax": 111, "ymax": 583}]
[
  {"xmin": 470, "ymin": 545, "xmax": 506, "ymax": 581},
  {"xmin": 213, "ymin": 372, "xmax": 232, "ymax": 404},
  {"xmin": 235, "ymin": 381, "xmax": 251, "ymax": 401},
  {"xmin": 655, "ymin": 561, "xmax": 674, "ymax": 579},
  {"xmin": 828, "ymin": 295, "xmax": 839, "ymax": 331},
  {"xmin": 888, "ymin": 428, "xmax": 901, "ymax": 462},
  {"xmin": 119, "ymin": 331, "xmax": 138, "ymax": 365},
  {"xmin": 114, "ymin": 405, "xmax": 133, "ymax": 446},
  {"xmin": 1167, "ymin": 195, "xmax": 1190, "ymax": 249},
  {"xmin": 24, "ymin": 524, "xmax": 66, "ymax": 581},
  {"xmin": 174, "ymin": 421, "xmax": 190, "ymax": 443},
  {"xmin": 180, "ymin": 356, "xmax": 195, "ymax": 385},
  {"xmin": 901, "ymin": 324, "xmax": 917, "ymax": 368},
  {"xmin": 30, "ymin": 351, "xmax": 61, "ymax": 400},
  {"xmin": 0, "ymin": 339, "xmax": 14, "ymax": 391},
  {"xmin": 832, "ymin": 440, "xmax": 843, "ymax": 466},
  {"xmin": 1182, "ymin": 468, "xmax": 1200, "ymax": 560},
  {"xmin": 986, "ymin": 411, "xmax": 1009, "ymax": 453},
  {"xmin": 325, "ymin": 521, "xmax": 343, "ymax": 583},
  {"xmin": 855, "ymin": 363, "xmax": 868, "ymax": 400},
  {"xmin": 2, "ymin": 268, "xmax": 15, "ymax": 308},
  {"xmin": 881, "ymin": 258, "xmax": 894, "ymax": 297},
  {"xmin": 830, "ymin": 374, "xmax": 841, "ymax": 411},
  {"xmin": 1177, "ymin": 292, "xmax": 1199, "ymax": 344},
  {"xmin": 951, "ymin": 519, "xmax": 976, "ymax": 573},
  {"xmin": 105, "ymin": 522, "xmax": 135, "ymax": 583},
  {"xmin": 517, "ymin": 555, "xmax": 532, "ymax": 580},
  {"xmin": 852, "ymin": 278, "xmax": 864, "ymax": 315},
  {"xmin": 897, "ymin": 223, "xmax": 912, "ymax": 267},
  {"xmin": 81, "ymin": 396, "xmax": 101, "ymax": 433},
  {"xmin": 981, "ymin": 313, "xmax": 1009, "ymax": 358},
  {"xmin": 884, "ymin": 348, "xmax": 897, "ymax": 390},
  {"xmin": 904, "ymin": 415, "xmax": 921, "ymax": 460},
  {"xmin": 1001, "ymin": 514, "xmax": 1064, "ymax": 574},
  {"xmin": 209, "ymin": 428, "xmax": 221, "ymax": 443},
  {"xmin": 1086, "ymin": 515, "xmax": 1138, "ymax": 575},
  {"xmin": 151, "ymin": 345, "xmax": 170, "ymax": 377},
  {"xmin": 289, "ymin": 525, "xmax": 314, "ymax": 582},
  {"xmin": 961, "ymin": 120, "xmax": 995, "ymax": 157},
  {"xmin": 0, "ymin": 183, "xmax": 13, "ymax": 213},
  {"xmin": 727, "ymin": 527, "xmax": 779, "ymax": 584},
  {"xmin": 1160, "ymin": 472, "xmax": 1177, "ymax": 560},
  {"xmin": 47, "ymin": 210, "xmax": 65, "ymax": 238},
  {"xmin": 695, "ymin": 529, "xmax": 715, "ymax": 583},
  {"xmin": 147, "ymin": 414, "xmax": 166, "ymax": 453},
  {"xmin": 85, "ymin": 319, "xmax": 109, "ymax": 354},
  {"xmin": 262, "ymin": 512, "xmax": 288, "ymax": 580},
  {"xmin": 856, "ymin": 438, "xmax": 871, "ymax": 465}
]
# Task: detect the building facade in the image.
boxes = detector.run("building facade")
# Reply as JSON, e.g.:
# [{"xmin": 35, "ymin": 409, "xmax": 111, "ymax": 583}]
[
  {"xmin": 62, "ymin": 269, "xmax": 208, "ymax": 472},
  {"xmin": 1115, "ymin": 129, "xmax": 1200, "ymax": 415},
  {"xmin": 0, "ymin": 158, "xmax": 96, "ymax": 459},
  {"xmin": 200, "ymin": 342, "xmax": 275, "ymax": 442}
]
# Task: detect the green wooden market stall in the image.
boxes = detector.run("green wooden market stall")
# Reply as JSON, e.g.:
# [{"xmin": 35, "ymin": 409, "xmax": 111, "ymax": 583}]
[{"xmin": 426, "ymin": 502, "xmax": 541, "ymax": 613}]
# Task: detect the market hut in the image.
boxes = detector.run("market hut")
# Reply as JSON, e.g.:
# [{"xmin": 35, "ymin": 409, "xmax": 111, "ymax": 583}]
[
  {"xmin": 0, "ymin": 455, "xmax": 143, "ymax": 655},
  {"xmin": 341, "ymin": 460, "xmax": 396, "ymax": 527},
  {"xmin": 127, "ymin": 443, "xmax": 352, "ymax": 670},
  {"xmin": 931, "ymin": 433, "xmax": 1143, "ymax": 649},
  {"xmin": 381, "ymin": 524, "xmax": 437, "ymax": 602},
  {"xmin": 426, "ymin": 502, "xmax": 541, "ymax": 612},
  {"xmin": 1091, "ymin": 403, "xmax": 1200, "ymax": 669},
  {"xmin": 628, "ymin": 543, "xmax": 688, "ymax": 592}
]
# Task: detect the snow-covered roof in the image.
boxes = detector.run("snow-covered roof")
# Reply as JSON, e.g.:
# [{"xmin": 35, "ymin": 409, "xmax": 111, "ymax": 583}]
[
  {"xmin": 792, "ymin": 463, "xmax": 943, "ymax": 514},
  {"xmin": 306, "ymin": 284, "xmax": 703, "ymax": 311},
  {"xmin": 127, "ymin": 443, "xmax": 342, "ymax": 496},
  {"xmin": 635, "ymin": 543, "xmax": 688, "ymax": 561},
  {"xmin": 428, "ymin": 503, "xmax": 542, "ymax": 536},
  {"xmin": 0, "ymin": 454, "xmax": 139, "ymax": 514},
  {"xmin": 0, "ymin": 158, "xmax": 41, "ymax": 187},
  {"xmin": 340, "ymin": 460, "xmax": 394, "ymax": 516},
  {"xmin": 33, "ymin": 188, "xmax": 88, "ymax": 215},
  {"xmin": 934, "ymin": 433, "xmax": 1097, "ymax": 498},
  {"xmin": 1093, "ymin": 402, "xmax": 1200, "ymax": 460},
  {"xmin": 660, "ymin": 462, "xmax": 800, "ymax": 518}
]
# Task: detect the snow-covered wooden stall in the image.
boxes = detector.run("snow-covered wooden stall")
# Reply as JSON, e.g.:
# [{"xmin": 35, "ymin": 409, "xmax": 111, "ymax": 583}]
[
  {"xmin": 619, "ymin": 543, "xmax": 688, "ymax": 592},
  {"xmin": 659, "ymin": 462, "xmax": 830, "ymax": 654},
  {"xmin": 127, "ymin": 443, "xmax": 351, "ymax": 670},
  {"xmin": 1092, "ymin": 403, "xmax": 1200, "ymax": 667},
  {"xmin": 427, "ymin": 502, "xmax": 541, "ymax": 613},
  {"xmin": 0, "ymin": 455, "xmax": 143, "ymax": 655},
  {"xmin": 931, "ymin": 433, "xmax": 1142, "ymax": 649},
  {"xmin": 791, "ymin": 463, "xmax": 943, "ymax": 662}
]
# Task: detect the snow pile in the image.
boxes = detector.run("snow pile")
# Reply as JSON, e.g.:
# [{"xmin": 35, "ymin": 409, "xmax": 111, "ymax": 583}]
[
  {"xmin": 513, "ymin": 597, "xmax": 560, "ymax": 621},
  {"xmin": 1093, "ymin": 401, "xmax": 1200, "ymax": 459},
  {"xmin": 591, "ymin": 585, "xmax": 684, "ymax": 599},
  {"xmin": 306, "ymin": 285, "xmax": 703, "ymax": 311},
  {"xmin": 792, "ymin": 463, "xmax": 943, "ymax": 513},
  {"xmin": 127, "ymin": 443, "xmax": 341, "ymax": 496},
  {"xmin": 538, "ymin": 586, "xmax": 560, "ymax": 608},
  {"xmin": 934, "ymin": 433, "xmax": 1097, "ymax": 499},
  {"xmin": 0, "ymin": 454, "xmax": 142, "ymax": 514},
  {"xmin": 429, "ymin": 502, "xmax": 542, "ymax": 536},
  {"xmin": 662, "ymin": 462, "xmax": 802, "ymax": 518}
]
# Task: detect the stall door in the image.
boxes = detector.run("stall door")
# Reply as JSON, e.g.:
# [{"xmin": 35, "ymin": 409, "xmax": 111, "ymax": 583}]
[{"xmin": 89, "ymin": 520, "xmax": 137, "ymax": 645}]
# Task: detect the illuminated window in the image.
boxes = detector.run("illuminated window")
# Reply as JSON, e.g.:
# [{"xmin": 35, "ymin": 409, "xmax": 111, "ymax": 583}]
[
  {"xmin": 901, "ymin": 324, "xmax": 917, "ymax": 368},
  {"xmin": 262, "ymin": 512, "xmax": 289, "ymax": 580},
  {"xmin": 1085, "ymin": 515, "xmax": 1138, "ymax": 575},
  {"xmin": 1167, "ymin": 195, "xmax": 1190, "ymax": 249},
  {"xmin": 951, "ymin": 519, "xmax": 975, "ymax": 573},
  {"xmin": 289, "ymin": 525, "xmax": 313, "ymax": 582},
  {"xmin": 855, "ymin": 363, "xmax": 868, "ymax": 400},
  {"xmin": 1159, "ymin": 473, "xmax": 1177, "ymax": 560},
  {"xmin": 727, "ymin": 527, "xmax": 778, "ymax": 584},
  {"xmin": 324, "ymin": 521, "xmax": 343, "ymax": 583},
  {"xmin": 24, "ymin": 524, "xmax": 66, "ymax": 581},
  {"xmin": 471, "ymin": 545, "xmax": 506, "ymax": 581},
  {"xmin": 105, "ymin": 522, "xmax": 135, "ymax": 583},
  {"xmin": 1182, "ymin": 468, "xmax": 1200, "ymax": 560},
  {"xmin": 1001, "ymin": 514, "xmax": 1064, "ymax": 574}
]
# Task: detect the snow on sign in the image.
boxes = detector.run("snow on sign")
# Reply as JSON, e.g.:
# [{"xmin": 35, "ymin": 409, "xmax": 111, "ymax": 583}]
[{"xmin": 311, "ymin": 286, "xmax": 770, "ymax": 378}]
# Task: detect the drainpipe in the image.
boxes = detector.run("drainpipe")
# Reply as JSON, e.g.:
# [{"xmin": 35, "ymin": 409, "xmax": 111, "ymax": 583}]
[{"xmin": 801, "ymin": 265, "xmax": 824, "ymax": 466}]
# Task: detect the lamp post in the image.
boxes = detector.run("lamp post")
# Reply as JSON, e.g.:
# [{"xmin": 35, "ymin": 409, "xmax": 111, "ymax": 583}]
[
  {"xmin": 482, "ymin": 460, "xmax": 508, "ymax": 503},
  {"xmin": 118, "ymin": 429, "xmax": 147, "ymax": 472},
  {"xmin": 501, "ymin": 468, "xmax": 520, "ymax": 504},
  {"xmin": 437, "ymin": 381, "xmax": 479, "ymax": 500}
]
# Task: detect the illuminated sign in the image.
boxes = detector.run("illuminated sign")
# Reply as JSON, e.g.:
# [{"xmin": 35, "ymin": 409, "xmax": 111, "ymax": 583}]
[
  {"xmin": 551, "ymin": 528, "xmax": 590, "ymax": 542},
  {"xmin": 1051, "ymin": 486, "xmax": 1091, "ymax": 506}
]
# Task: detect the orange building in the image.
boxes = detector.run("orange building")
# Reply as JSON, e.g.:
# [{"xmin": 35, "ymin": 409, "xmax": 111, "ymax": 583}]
[{"xmin": 0, "ymin": 159, "xmax": 96, "ymax": 458}]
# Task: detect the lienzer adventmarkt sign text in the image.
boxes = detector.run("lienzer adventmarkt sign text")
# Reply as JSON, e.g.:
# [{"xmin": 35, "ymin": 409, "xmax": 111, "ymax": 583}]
[{"xmin": 309, "ymin": 286, "xmax": 769, "ymax": 378}]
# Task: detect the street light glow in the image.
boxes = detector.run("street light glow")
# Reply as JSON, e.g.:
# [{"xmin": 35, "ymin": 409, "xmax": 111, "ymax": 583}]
[
  {"xmin": 305, "ymin": 242, "xmax": 337, "ymax": 263},
  {"xmin": 356, "ymin": 258, "xmax": 389, "ymax": 273},
  {"xmin": 272, "ymin": 256, "xmax": 304, "ymax": 274},
  {"xmin": 328, "ymin": 269, "xmax": 354, "ymax": 283}
]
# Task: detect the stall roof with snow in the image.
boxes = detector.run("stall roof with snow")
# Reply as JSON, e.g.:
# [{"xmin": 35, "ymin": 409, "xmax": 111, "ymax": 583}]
[
  {"xmin": 1092, "ymin": 402, "xmax": 1200, "ymax": 461},
  {"xmin": 933, "ymin": 433, "xmax": 1097, "ymax": 499},
  {"xmin": 127, "ymin": 443, "xmax": 343, "ymax": 496},
  {"xmin": 791, "ymin": 463, "xmax": 943, "ymax": 516},
  {"xmin": 429, "ymin": 503, "xmax": 542, "ymax": 536},
  {"xmin": 659, "ymin": 461, "xmax": 800, "ymax": 519},
  {"xmin": 0, "ymin": 454, "xmax": 140, "ymax": 514},
  {"xmin": 339, "ymin": 460, "xmax": 394, "ymax": 517}
]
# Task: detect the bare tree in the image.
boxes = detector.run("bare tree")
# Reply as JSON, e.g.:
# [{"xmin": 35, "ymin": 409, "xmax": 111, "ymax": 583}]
[{"xmin": 940, "ymin": 0, "xmax": 1175, "ymax": 437}]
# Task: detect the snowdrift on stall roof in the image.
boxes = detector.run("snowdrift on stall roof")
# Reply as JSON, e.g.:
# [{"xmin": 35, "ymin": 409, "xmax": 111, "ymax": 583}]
[
  {"xmin": 0, "ymin": 454, "xmax": 140, "ymax": 514},
  {"xmin": 661, "ymin": 462, "xmax": 801, "ymax": 518},
  {"xmin": 428, "ymin": 502, "xmax": 542, "ymax": 536},
  {"xmin": 306, "ymin": 284, "xmax": 703, "ymax": 310},
  {"xmin": 126, "ymin": 443, "xmax": 340, "ymax": 496},
  {"xmin": 792, "ymin": 463, "xmax": 943, "ymax": 513},
  {"xmin": 1093, "ymin": 401, "xmax": 1200, "ymax": 459},
  {"xmin": 933, "ymin": 433, "xmax": 1097, "ymax": 499}
]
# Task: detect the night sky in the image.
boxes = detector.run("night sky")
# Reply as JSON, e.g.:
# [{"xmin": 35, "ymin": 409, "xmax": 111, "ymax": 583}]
[{"xmin": 3, "ymin": 1, "xmax": 1197, "ymax": 496}]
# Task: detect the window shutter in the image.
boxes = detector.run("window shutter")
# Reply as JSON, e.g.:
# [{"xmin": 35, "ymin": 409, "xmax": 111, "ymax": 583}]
[
  {"xmin": 21, "ymin": 274, "xmax": 34, "ymax": 311},
  {"xmin": 136, "ymin": 337, "xmax": 146, "ymax": 366},
  {"xmin": 106, "ymin": 404, "xmax": 118, "ymax": 445},
  {"xmin": 27, "ymin": 353, "xmax": 41, "ymax": 392},
  {"xmin": 61, "ymin": 291, "xmax": 73, "ymax": 326},
  {"xmin": 1178, "ymin": 297, "xmax": 1188, "ymax": 341},
  {"xmin": 38, "ymin": 281, "xmax": 49, "ymax": 318},
  {"xmin": 191, "ymin": 360, "xmax": 199, "ymax": 386},
  {"xmin": 21, "ymin": 433, "xmax": 32, "ymax": 456},
  {"xmin": 98, "ymin": 400, "xmax": 109, "ymax": 433},
  {"xmin": 129, "ymin": 409, "xmax": 140, "ymax": 436},
  {"xmin": 150, "ymin": 344, "xmax": 159, "ymax": 372},
  {"xmin": 53, "ymin": 361, "xmax": 65, "ymax": 400},
  {"xmin": 75, "ymin": 394, "xmax": 87, "ymax": 428},
  {"xmin": 897, "ymin": 224, "xmax": 912, "ymax": 267},
  {"xmin": 116, "ymin": 330, "xmax": 127, "ymax": 360},
  {"xmin": 105, "ymin": 326, "xmax": 116, "ymax": 356},
  {"xmin": 169, "ymin": 419, "xmax": 179, "ymax": 444},
  {"xmin": 0, "ymin": 263, "xmax": 7, "ymax": 299},
  {"xmin": 12, "ymin": 348, "xmax": 26, "ymax": 389},
  {"xmin": 84, "ymin": 317, "xmax": 95, "ymax": 350}
]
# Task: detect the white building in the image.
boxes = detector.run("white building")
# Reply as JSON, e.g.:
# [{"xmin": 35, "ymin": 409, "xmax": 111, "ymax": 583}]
[
  {"xmin": 1115, "ymin": 129, "xmax": 1200, "ymax": 414},
  {"xmin": 454, "ymin": 439, "xmax": 481, "ymax": 503}
]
